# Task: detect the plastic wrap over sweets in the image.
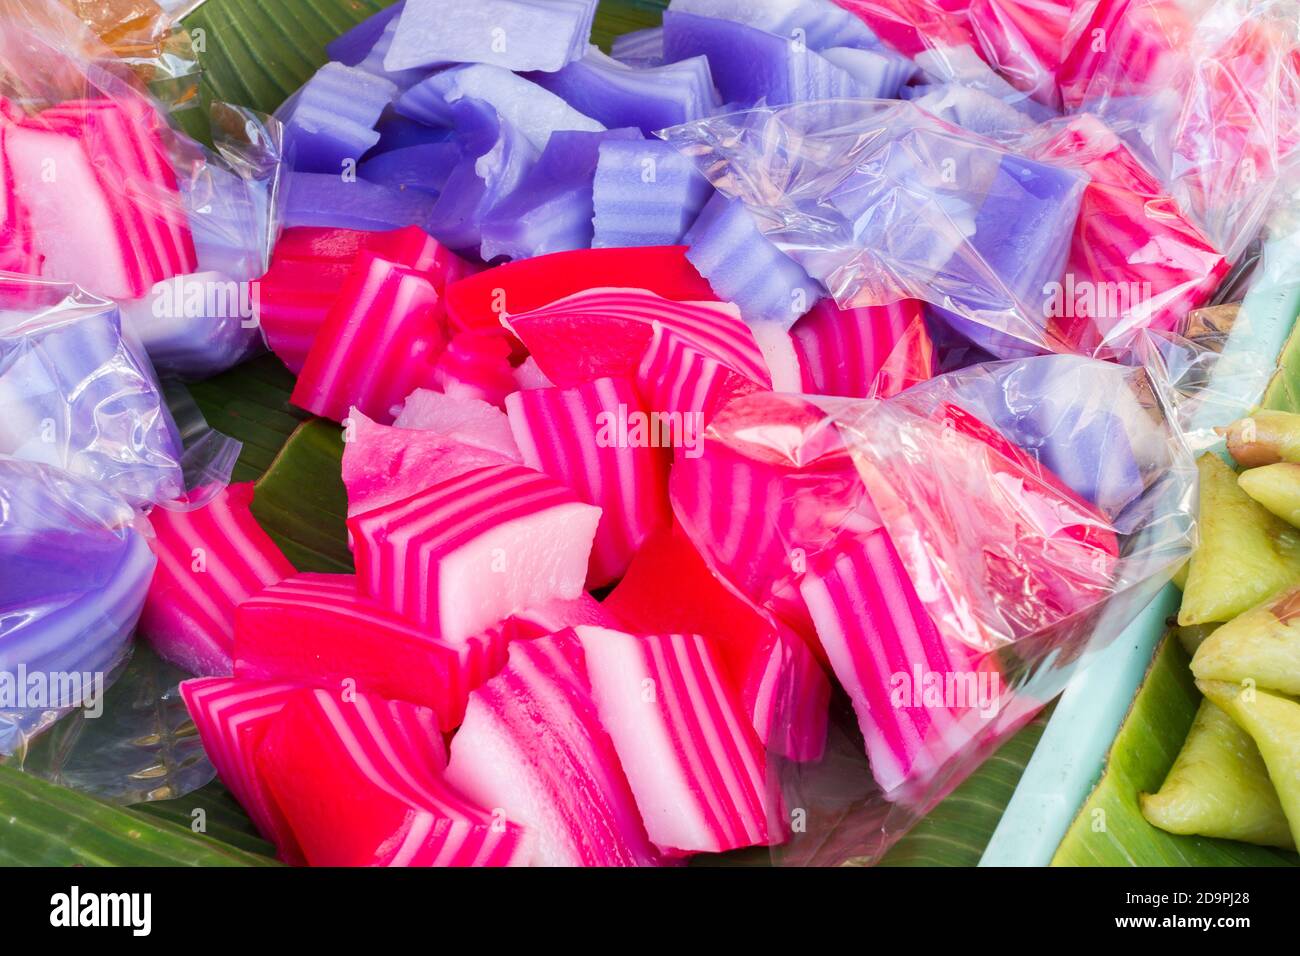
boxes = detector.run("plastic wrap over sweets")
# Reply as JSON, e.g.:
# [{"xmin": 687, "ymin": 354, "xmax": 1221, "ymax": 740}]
[
  {"xmin": 832, "ymin": 0, "xmax": 1072, "ymax": 111},
  {"xmin": 0, "ymin": 457, "xmax": 155, "ymax": 756},
  {"xmin": 0, "ymin": 276, "xmax": 185, "ymax": 507},
  {"xmin": 0, "ymin": 0, "xmax": 280, "ymax": 378},
  {"xmin": 669, "ymin": 355, "xmax": 1197, "ymax": 864},
  {"xmin": 1054, "ymin": 0, "xmax": 1300, "ymax": 264},
  {"xmin": 660, "ymin": 99, "xmax": 1089, "ymax": 360}
]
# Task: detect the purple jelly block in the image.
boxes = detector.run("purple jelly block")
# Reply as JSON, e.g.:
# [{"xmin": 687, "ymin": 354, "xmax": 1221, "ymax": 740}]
[
  {"xmin": 326, "ymin": 1, "xmax": 405, "ymax": 65},
  {"xmin": 529, "ymin": 49, "xmax": 720, "ymax": 137},
  {"xmin": 422, "ymin": 99, "xmax": 540, "ymax": 251},
  {"xmin": 396, "ymin": 64, "xmax": 603, "ymax": 151},
  {"xmin": 480, "ymin": 127, "xmax": 642, "ymax": 261},
  {"xmin": 685, "ymin": 192, "xmax": 823, "ymax": 327},
  {"xmin": 947, "ymin": 356, "xmax": 1149, "ymax": 522},
  {"xmin": 592, "ymin": 138, "xmax": 713, "ymax": 248},
  {"xmin": 0, "ymin": 304, "xmax": 184, "ymax": 507},
  {"xmin": 661, "ymin": 10, "xmax": 868, "ymax": 107},
  {"xmin": 283, "ymin": 171, "xmax": 438, "ymax": 231},
  {"xmin": 943, "ymin": 152, "xmax": 1084, "ymax": 333},
  {"xmin": 369, "ymin": 111, "xmax": 456, "ymax": 156},
  {"xmin": 384, "ymin": 0, "xmax": 597, "ymax": 73},
  {"xmin": 0, "ymin": 459, "xmax": 154, "ymax": 749},
  {"xmin": 357, "ymin": 18, "xmax": 437, "ymax": 89},
  {"xmin": 610, "ymin": 26, "xmax": 664, "ymax": 67},
  {"xmin": 666, "ymin": 0, "xmax": 883, "ymax": 52},
  {"xmin": 283, "ymin": 63, "xmax": 398, "ymax": 174},
  {"xmin": 359, "ymin": 142, "xmax": 463, "ymax": 195},
  {"xmin": 819, "ymin": 46, "xmax": 916, "ymax": 99}
]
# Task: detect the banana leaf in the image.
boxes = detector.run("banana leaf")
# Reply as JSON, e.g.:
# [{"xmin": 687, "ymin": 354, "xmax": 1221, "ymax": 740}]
[
  {"xmin": 876, "ymin": 711, "xmax": 1049, "ymax": 866},
  {"xmin": 252, "ymin": 419, "xmax": 352, "ymax": 573},
  {"xmin": 0, "ymin": 765, "xmax": 277, "ymax": 866},
  {"xmin": 188, "ymin": 353, "xmax": 309, "ymax": 483},
  {"xmin": 1265, "ymin": 318, "xmax": 1300, "ymax": 415},
  {"xmin": 135, "ymin": 780, "xmax": 278, "ymax": 858},
  {"xmin": 1052, "ymin": 635, "xmax": 1298, "ymax": 866}
]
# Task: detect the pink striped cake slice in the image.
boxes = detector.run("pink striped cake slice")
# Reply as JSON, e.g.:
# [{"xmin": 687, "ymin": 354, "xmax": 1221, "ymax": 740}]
[
  {"xmin": 140, "ymin": 483, "xmax": 295, "ymax": 676},
  {"xmin": 349, "ymin": 463, "xmax": 601, "ymax": 643},
  {"xmin": 446, "ymin": 631, "xmax": 665, "ymax": 866},
  {"xmin": 505, "ymin": 376, "xmax": 672, "ymax": 586}
]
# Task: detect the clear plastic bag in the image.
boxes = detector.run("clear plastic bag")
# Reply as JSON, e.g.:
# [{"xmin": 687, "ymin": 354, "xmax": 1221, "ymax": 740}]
[
  {"xmin": 0, "ymin": 456, "xmax": 155, "ymax": 756},
  {"xmin": 0, "ymin": 276, "xmax": 186, "ymax": 507},
  {"xmin": 7, "ymin": 643, "xmax": 215, "ymax": 803},
  {"xmin": 659, "ymin": 91, "xmax": 1294, "ymax": 392},
  {"xmin": 0, "ymin": 0, "xmax": 280, "ymax": 378},
  {"xmin": 670, "ymin": 354, "xmax": 1197, "ymax": 863},
  {"xmin": 1054, "ymin": 0, "xmax": 1300, "ymax": 263},
  {"xmin": 0, "ymin": 278, "xmax": 239, "ymax": 793},
  {"xmin": 661, "ymin": 98, "xmax": 1088, "ymax": 359}
]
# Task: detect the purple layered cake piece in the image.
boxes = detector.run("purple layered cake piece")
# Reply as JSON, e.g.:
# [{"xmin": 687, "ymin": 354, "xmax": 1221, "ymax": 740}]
[
  {"xmin": 385, "ymin": 0, "xmax": 597, "ymax": 74},
  {"xmin": 610, "ymin": 27, "xmax": 664, "ymax": 67},
  {"xmin": 282, "ymin": 63, "xmax": 398, "ymax": 174},
  {"xmin": 481, "ymin": 127, "xmax": 641, "ymax": 261},
  {"xmin": 666, "ymin": 0, "xmax": 882, "ymax": 52},
  {"xmin": 283, "ymin": 171, "xmax": 438, "ymax": 231},
  {"xmin": 684, "ymin": 192, "xmax": 823, "ymax": 326},
  {"xmin": 397, "ymin": 64, "xmax": 603, "ymax": 151},
  {"xmin": 592, "ymin": 138, "xmax": 712, "ymax": 248},
  {"xmin": 423, "ymin": 99, "xmax": 540, "ymax": 250},
  {"xmin": 359, "ymin": 141, "xmax": 463, "ymax": 196},
  {"xmin": 661, "ymin": 10, "xmax": 869, "ymax": 107},
  {"xmin": 326, "ymin": 1, "xmax": 406, "ymax": 65},
  {"xmin": 531, "ymin": 49, "xmax": 720, "ymax": 137}
]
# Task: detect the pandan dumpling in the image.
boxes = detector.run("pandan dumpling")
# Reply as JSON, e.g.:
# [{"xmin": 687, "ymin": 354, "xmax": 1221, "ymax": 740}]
[
  {"xmin": 1141, "ymin": 699, "xmax": 1294, "ymax": 849},
  {"xmin": 1192, "ymin": 586, "xmax": 1300, "ymax": 696},
  {"xmin": 1175, "ymin": 624, "xmax": 1218, "ymax": 658},
  {"xmin": 1178, "ymin": 455, "xmax": 1300, "ymax": 626},
  {"xmin": 1198, "ymin": 680, "xmax": 1300, "ymax": 849},
  {"xmin": 1223, "ymin": 409, "xmax": 1300, "ymax": 468},
  {"xmin": 1239, "ymin": 463, "xmax": 1300, "ymax": 529}
]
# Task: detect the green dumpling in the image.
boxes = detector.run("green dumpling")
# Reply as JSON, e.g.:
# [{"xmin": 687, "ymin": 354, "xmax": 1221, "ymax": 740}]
[
  {"xmin": 1141, "ymin": 699, "xmax": 1294, "ymax": 849},
  {"xmin": 1199, "ymin": 680, "xmax": 1300, "ymax": 849},
  {"xmin": 1178, "ymin": 455, "xmax": 1300, "ymax": 626},
  {"xmin": 1192, "ymin": 586, "xmax": 1300, "ymax": 696},
  {"xmin": 1240, "ymin": 463, "xmax": 1300, "ymax": 529}
]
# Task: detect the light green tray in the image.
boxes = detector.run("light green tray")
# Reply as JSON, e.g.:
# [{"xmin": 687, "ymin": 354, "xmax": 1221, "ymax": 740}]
[{"xmin": 981, "ymin": 225, "xmax": 1300, "ymax": 865}]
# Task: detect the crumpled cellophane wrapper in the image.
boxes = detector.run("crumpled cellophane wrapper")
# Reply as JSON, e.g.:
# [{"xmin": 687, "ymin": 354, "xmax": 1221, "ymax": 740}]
[
  {"xmin": 0, "ymin": 275, "xmax": 186, "ymax": 507},
  {"xmin": 0, "ymin": 281, "xmax": 235, "ymax": 799},
  {"xmin": 662, "ymin": 98, "xmax": 1091, "ymax": 360},
  {"xmin": 0, "ymin": 0, "xmax": 283, "ymax": 379},
  {"xmin": 671, "ymin": 353, "xmax": 1198, "ymax": 864},
  {"xmin": 0, "ymin": 456, "xmax": 153, "ymax": 755}
]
